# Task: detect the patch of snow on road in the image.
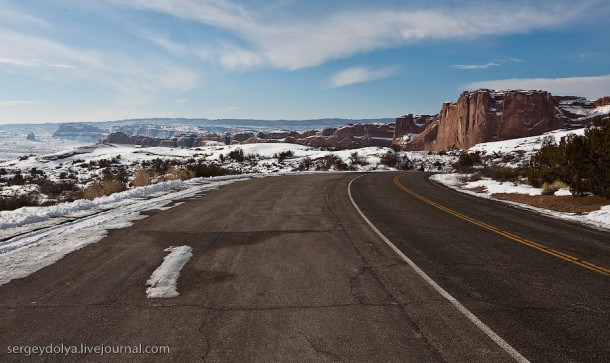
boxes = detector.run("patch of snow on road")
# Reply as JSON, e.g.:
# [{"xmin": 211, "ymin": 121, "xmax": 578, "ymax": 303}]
[
  {"xmin": 0, "ymin": 176, "xmax": 250, "ymax": 286},
  {"xmin": 146, "ymin": 246, "xmax": 193, "ymax": 298}
]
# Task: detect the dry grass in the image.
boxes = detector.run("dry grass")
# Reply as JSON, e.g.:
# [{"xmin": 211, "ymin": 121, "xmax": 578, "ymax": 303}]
[
  {"xmin": 82, "ymin": 180, "xmax": 126, "ymax": 200},
  {"xmin": 467, "ymin": 186, "xmax": 488, "ymax": 194},
  {"xmin": 131, "ymin": 168, "xmax": 151, "ymax": 187},
  {"xmin": 166, "ymin": 167, "xmax": 193, "ymax": 181},
  {"xmin": 492, "ymin": 193, "xmax": 609, "ymax": 214}
]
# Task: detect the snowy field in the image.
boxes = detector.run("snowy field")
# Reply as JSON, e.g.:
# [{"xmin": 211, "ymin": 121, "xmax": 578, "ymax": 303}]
[{"xmin": 0, "ymin": 125, "xmax": 87, "ymax": 162}]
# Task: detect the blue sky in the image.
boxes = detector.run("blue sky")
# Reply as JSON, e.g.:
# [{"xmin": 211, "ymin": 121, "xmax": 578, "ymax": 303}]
[{"xmin": 1, "ymin": 0, "xmax": 609, "ymax": 124}]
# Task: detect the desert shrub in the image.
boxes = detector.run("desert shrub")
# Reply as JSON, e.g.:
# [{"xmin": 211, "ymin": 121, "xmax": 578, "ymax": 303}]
[
  {"xmin": 390, "ymin": 143, "xmax": 402, "ymax": 152},
  {"xmin": 36, "ymin": 179, "xmax": 79, "ymax": 197},
  {"xmin": 380, "ymin": 151, "xmax": 399, "ymax": 167},
  {"xmin": 276, "ymin": 150, "xmax": 295, "ymax": 163},
  {"xmin": 297, "ymin": 157, "xmax": 313, "ymax": 171},
  {"xmin": 527, "ymin": 117, "xmax": 609, "ymax": 197},
  {"xmin": 82, "ymin": 179, "xmax": 127, "ymax": 200},
  {"xmin": 131, "ymin": 168, "xmax": 152, "ymax": 187},
  {"xmin": 166, "ymin": 167, "xmax": 194, "ymax": 181},
  {"xmin": 7, "ymin": 170, "xmax": 25, "ymax": 186},
  {"xmin": 453, "ymin": 152, "xmax": 482, "ymax": 173},
  {"xmin": 0, "ymin": 193, "xmax": 38, "ymax": 211},
  {"xmin": 486, "ymin": 164, "xmax": 522, "ymax": 182},
  {"xmin": 315, "ymin": 154, "xmax": 348, "ymax": 171},
  {"xmin": 227, "ymin": 148, "xmax": 245, "ymax": 162},
  {"xmin": 349, "ymin": 151, "xmax": 368, "ymax": 166},
  {"xmin": 541, "ymin": 180, "xmax": 570, "ymax": 195},
  {"xmin": 188, "ymin": 162, "xmax": 235, "ymax": 178}
]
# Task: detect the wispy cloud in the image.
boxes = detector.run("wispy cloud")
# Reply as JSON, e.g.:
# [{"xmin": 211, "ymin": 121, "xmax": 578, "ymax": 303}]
[
  {"xmin": 453, "ymin": 58, "xmax": 522, "ymax": 70},
  {"xmin": 0, "ymin": 28, "xmax": 199, "ymax": 108},
  {"xmin": 465, "ymin": 75, "xmax": 610, "ymax": 99},
  {"xmin": 109, "ymin": 0, "xmax": 597, "ymax": 70},
  {"xmin": 330, "ymin": 66, "xmax": 396, "ymax": 88},
  {"xmin": 0, "ymin": 100, "xmax": 41, "ymax": 107},
  {"xmin": 453, "ymin": 62, "xmax": 500, "ymax": 70}
]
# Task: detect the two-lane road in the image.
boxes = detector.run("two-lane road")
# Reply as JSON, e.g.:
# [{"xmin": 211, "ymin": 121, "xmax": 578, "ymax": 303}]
[
  {"xmin": 0, "ymin": 172, "xmax": 607, "ymax": 361},
  {"xmin": 350, "ymin": 172, "xmax": 609, "ymax": 362}
]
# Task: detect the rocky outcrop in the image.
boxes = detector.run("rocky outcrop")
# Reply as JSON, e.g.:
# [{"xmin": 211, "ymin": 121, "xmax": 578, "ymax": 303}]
[
  {"xmin": 392, "ymin": 114, "xmax": 435, "ymax": 147},
  {"xmin": 102, "ymin": 123, "xmax": 394, "ymax": 149},
  {"xmin": 26, "ymin": 132, "xmax": 36, "ymax": 141},
  {"xmin": 53, "ymin": 123, "xmax": 107, "ymax": 142},
  {"xmin": 594, "ymin": 97, "xmax": 610, "ymax": 108},
  {"xmin": 241, "ymin": 123, "xmax": 394, "ymax": 149},
  {"xmin": 396, "ymin": 89, "xmax": 607, "ymax": 151}
]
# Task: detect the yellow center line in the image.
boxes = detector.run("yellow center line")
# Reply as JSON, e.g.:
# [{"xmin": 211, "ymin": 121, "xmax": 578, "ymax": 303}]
[{"xmin": 393, "ymin": 174, "xmax": 610, "ymax": 276}]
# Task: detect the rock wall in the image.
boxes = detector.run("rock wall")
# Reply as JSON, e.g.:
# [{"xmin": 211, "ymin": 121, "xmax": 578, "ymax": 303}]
[
  {"xmin": 102, "ymin": 123, "xmax": 395, "ymax": 149},
  {"xmin": 397, "ymin": 89, "xmax": 603, "ymax": 151}
]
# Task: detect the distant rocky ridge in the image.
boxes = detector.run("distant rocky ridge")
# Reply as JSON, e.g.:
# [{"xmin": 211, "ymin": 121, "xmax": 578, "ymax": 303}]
[
  {"xmin": 393, "ymin": 89, "xmax": 610, "ymax": 151},
  {"xmin": 52, "ymin": 123, "xmax": 107, "ymax": 143},
  {"xmin": 102, "ymin": 123, "xmax": 395, "ymax": 149}
]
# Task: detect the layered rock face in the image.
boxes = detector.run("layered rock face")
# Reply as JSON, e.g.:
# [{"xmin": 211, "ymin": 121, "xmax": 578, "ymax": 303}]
[
  {"xmin": 397, "ymin": 89, "xmax": 605, "ymax": 151},
  {"xmin": 102, "ymin": 123, "xmax": 395, "ymax": 149},
  {"xmin": 103, "ymin": 132, "xmax": 223, "ymax": 147},
  {"xmin": 52, "ymin": 123, "xmax": 107, "ymax": 143},
  {"xmin": 241, "ymin": 123, "xmax": 395, "ymax": 149}
]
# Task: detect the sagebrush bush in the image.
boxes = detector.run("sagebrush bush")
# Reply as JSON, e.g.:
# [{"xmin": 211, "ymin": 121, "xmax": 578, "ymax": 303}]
[
  {"xmin": 380, "ymin": 151, "xmax": 399, "ymax": 168},
  {"xmin": 276, "ymin": 150, "xmax": 295, "ymax": 163},
  {"xmin": 166, "ymin": 167, "xmax": 193, "ymax": 181},
  {"xmin": 453, "ymin": 152, "xmax": 482, "ymax": 173},
  {"xmin": 82, "ymin": 180, "xmax": 126, "ymax": 200},
  {"xmin": 297, "ymin": 157, "xmax": 313, "ymax": 171},
  {"xmin": 0, "ymin": 193, "xmax": 38, "ymax": 211},
  {"xmin": 131, "ymin": 168, "xmax": 152, "ymax": 187},
  {"xmin": 187, "ymin": 163, "xmax": 235, "ymax": 178},
  {"xmin": 541, "ymin": 180, "xmax": 570, "ymax": 196}
]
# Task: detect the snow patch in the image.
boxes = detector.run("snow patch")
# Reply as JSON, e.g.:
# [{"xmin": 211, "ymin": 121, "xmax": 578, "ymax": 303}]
[
  {"xmin": 146, "ymin": 246, "xmax": 193, "ymax": 298},
  {"xmin": 430, "ymin": 174, "xmax": 610, "ymax": 230}
]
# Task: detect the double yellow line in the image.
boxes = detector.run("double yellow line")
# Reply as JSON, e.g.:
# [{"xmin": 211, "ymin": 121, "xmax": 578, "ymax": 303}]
[{"xmin": 393, "ymin": 174, "xmax": 610, "ymax": 277}]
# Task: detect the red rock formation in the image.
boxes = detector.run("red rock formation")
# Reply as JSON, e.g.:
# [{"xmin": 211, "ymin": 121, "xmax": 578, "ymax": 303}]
[
  {"xmin": 402, "ymin": 90, "xmax": 584, "ymax": 151},
  {"xmin": 103, "ymin": 123, "xmax": 395, "ymax": 150},
  {"xmin": 594, "ymin": 96, "xmax": 610, "ymax": 107}
]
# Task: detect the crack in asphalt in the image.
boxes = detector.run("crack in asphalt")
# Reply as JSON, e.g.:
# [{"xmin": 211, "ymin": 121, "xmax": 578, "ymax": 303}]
[{"xmin": 298, "ymin": 331, "xmax": 344, "ymax": 362}]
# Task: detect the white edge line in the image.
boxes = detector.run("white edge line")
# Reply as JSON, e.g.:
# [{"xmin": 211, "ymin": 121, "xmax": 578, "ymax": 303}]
[{"xmin": 348, "ymin": 174, "xmax": 529, "ymax": 363}]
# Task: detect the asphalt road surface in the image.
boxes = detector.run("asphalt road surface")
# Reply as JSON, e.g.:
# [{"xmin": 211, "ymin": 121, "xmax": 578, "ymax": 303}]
[{"xmin": 0, "ymin": 172, "xmax": 607, "ymax": 362}]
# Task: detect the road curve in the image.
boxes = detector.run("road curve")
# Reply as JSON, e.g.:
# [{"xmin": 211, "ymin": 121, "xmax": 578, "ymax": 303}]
[
  {"xmin": 0, "ymin": 172, "xmax": 607, "ymax": 361},
  {"xmin": 350, "ymin": 172, "xmax": 609, "ymax": 362}
]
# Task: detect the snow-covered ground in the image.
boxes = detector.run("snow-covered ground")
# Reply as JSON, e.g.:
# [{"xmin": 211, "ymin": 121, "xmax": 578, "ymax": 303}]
[
  {"xmin": 469, "ymin": 128, "xmax": 586, "ymax": 155},
  {"xmin": 0, "ymin": 174, "xmax": 256, "ymax": 286},
  {"xmin": 434, "ymin": 126, "xmax": 610, "ymax": 230},
  {"xmin": 0, "ymin": 138, "xmax": 457, "ymax": 286},
  {"xmin": 0, "ymin": 125, "xmax": 86, "ymax": 162},
  {"xmin": 431, "ymin": 173, "xmax": 609, "ymax": 230}
]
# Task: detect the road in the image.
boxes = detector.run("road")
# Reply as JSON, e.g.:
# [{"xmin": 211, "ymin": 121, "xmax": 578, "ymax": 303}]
[{"xmin": 0, "ymin": 172, "xmax": 607, "ymax": 361}]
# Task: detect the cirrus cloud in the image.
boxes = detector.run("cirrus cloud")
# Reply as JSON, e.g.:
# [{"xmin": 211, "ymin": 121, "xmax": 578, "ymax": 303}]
[
  {"xmin": 108, "ymin": 0, "xmax": 600, "ymax": 71},
  {"xmin": 330, "ymin": 66, "xmax": 396, "ymax": 88}
]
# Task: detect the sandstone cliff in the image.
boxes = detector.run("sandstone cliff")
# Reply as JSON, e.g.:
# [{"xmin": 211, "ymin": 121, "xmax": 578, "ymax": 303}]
[
  {"xmin": 102, "ymin": 123, "xmax": 395, "ymax": 149},
  {"xmin": 395, "ymin": 89, "xmax": 607, "ymax": 151}
]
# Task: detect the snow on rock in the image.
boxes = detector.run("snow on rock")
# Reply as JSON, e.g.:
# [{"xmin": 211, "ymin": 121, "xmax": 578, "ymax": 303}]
[
  {"xmin": 146, "ymin": 246, "xmax": 193, "ymax": 298},
  {"xmin": 468, "ymin": 128, "xmax": 586, "ymax": 155}
]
